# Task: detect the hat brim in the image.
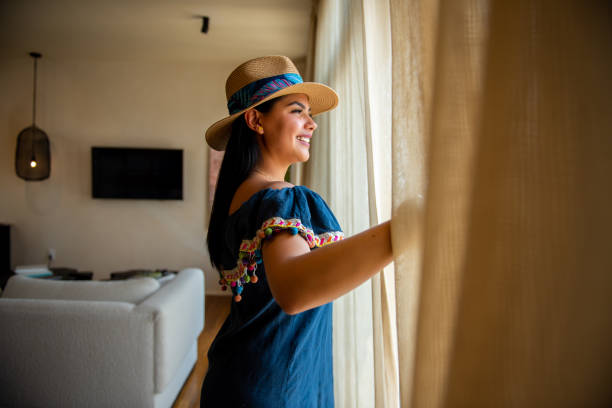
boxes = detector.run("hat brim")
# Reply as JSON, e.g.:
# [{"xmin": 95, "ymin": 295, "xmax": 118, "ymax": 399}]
[{"xmin": 205, "ymin": 82, "xmax": 339, "ymax": 151}]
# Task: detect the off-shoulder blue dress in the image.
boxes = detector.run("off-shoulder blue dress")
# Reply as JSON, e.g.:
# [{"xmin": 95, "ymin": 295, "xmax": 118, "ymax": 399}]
[{"xmin": 200, "ymin": 186, "xmax": 344, "ymax": 408}]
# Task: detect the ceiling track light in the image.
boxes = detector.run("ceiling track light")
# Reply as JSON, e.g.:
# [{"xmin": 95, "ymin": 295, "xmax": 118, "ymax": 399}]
[{"xmin": 201, "ymin": 16, "xmax": 209, "ymax": 34}]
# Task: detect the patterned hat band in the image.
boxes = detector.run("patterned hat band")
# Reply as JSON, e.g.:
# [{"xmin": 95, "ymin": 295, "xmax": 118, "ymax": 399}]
[{"xmin": 226, "ymin": 73, "xmax": 303, "ymax": 115}]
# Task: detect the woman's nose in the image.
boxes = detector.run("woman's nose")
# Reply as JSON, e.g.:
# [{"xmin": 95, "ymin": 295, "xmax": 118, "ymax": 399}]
[{"xmin": 307, "ymin": 116, "xmax": 317, "ymax": 131}]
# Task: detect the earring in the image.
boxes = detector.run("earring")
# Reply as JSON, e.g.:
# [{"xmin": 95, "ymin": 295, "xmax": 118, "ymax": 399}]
[{"xmin": 257, "ymin": 125, "xmax": 264, "ymax": 134}]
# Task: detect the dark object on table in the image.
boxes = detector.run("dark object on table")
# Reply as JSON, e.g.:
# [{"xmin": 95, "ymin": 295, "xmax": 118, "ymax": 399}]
[
  {"xmin": 110, "ymin": 269, "xmax": 177, "ymax": 280},
  {"xmin": 0, "ymin": 224, "xmax": 11, "ymax": 290},
  {"xmin": 48, "ymin": 267, "xmax": 93, "ymax": 280}
]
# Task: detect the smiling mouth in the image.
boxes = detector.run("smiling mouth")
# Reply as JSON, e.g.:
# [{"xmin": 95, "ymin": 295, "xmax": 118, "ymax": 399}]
[{"xmin": 297, "ymin": 136, "xmax": 310, "ymax": 144}]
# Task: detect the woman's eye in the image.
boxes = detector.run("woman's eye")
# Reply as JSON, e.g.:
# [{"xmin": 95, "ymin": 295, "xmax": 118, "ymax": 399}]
[{"xmin": 291, "ymin": 109, "xmax": 302, "ymax": 114}]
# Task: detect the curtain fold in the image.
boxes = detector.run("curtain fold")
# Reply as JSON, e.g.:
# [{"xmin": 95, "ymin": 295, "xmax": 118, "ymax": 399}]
[
  {"xmin": 390, "ymin": 0, "xmax": 612, "ymax": 406},
  {"xmin": 289, "ymin": 0, "xmax": 320, "ymax": 187},
  {"xmin": 361, "ymin": 0, "xmax": 399, "ymax": 407},
  {"xmin": 306, "ymin": 1, "xmax": 376, "ymax": 406},
  {"xmin": 388, "ymin": 0, "xmax": 432, "ymax": 405},
  {"xmin": 305, "ymin": 0, "xmax": 402, "ymax": 406}
]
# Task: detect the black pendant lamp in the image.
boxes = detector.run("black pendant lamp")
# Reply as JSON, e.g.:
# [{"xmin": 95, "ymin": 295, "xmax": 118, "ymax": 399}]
[{"xmin": 15, "ymin": 52, "xmax": 51, "ymax": 181}]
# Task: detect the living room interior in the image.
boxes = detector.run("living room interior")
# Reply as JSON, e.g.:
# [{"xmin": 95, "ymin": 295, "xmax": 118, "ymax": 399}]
[
  {"xmin": 0, "ymin": 0, "xmax": 312, "ymax": 407},
  {"xmin": 2, "ymin": 0, "xmax": 611, "ymax": 407},
  {"xmin": 0, "ymin": 0, "xmax": 312, "ymax": 292}
]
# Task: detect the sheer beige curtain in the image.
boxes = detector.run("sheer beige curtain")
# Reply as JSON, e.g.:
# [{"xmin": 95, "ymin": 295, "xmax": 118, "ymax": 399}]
[
  {"xmin": 303, "ymin": 0, "xmax": 399, "ymax": 406},
  {"xmin": 306, "ymin": 0, "xmax": 375, "ymax": 406},
  {"xmin": 306, "ymin": 0, "xmax": 611, "ymax": 406},
  {"xmin": 391, "ymin": 0, "xmax": 612, "ymax": 407},
  {"xmin": 361, "ymin": 0, "xmax": 399, "ymax": 407}
]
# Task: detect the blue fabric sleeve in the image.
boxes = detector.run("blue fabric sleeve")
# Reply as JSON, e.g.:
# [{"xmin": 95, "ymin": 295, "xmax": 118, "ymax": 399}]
[
  {"xmin": 219, "ymin": 186, "xmax": 344, "ymax": 298},
  {"xmin": 253, "ymin": 186, "xmax": 343, "ymax": 236}
]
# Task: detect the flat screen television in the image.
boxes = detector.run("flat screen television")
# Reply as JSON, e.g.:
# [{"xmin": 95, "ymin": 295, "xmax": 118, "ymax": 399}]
[{"xmin": 92, "ymin": 147, "xmax": 183, "ymax": 200}]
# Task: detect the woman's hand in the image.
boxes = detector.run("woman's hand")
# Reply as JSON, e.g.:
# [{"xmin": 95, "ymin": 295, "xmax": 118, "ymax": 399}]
[{"xmin": 390, "ymin": 196, "xmax": 424, "ymax": 256}]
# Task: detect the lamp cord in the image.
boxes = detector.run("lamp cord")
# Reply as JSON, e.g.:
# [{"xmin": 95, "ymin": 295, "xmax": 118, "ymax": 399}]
[
  {"xmin": 32, "ymin": 56, "xmax": 37, "ymax": 127},
  {"xmin": 29, "ymin": 53, "xmax": 41, "ymax": 164}
]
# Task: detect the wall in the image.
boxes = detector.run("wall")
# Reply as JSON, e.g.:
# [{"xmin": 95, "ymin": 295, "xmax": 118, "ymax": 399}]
[{"xmin": 0, "ymin": 55, "xmax": 232, "ymax": 294}]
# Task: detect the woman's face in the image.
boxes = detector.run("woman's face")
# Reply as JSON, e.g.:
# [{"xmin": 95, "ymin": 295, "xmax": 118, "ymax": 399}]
[{"xmin": 258, "ymin": 93, "xmax": 317, "ymax": 164}]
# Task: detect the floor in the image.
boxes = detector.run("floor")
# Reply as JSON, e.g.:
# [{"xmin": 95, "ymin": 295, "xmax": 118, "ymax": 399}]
[{"xmin": 172, "ymin": 295, "xmax": 231, "ymax": 408}]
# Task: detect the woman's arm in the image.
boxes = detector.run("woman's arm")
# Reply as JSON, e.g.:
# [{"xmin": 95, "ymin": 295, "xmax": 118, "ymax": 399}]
[{"xmin": 262, "ymin": 221, "xmax": 392, "ymax": 314}]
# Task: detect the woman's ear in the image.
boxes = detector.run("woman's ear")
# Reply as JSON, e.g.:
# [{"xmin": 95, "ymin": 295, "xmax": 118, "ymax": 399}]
[{"xmin": 244, "ymin": 110, "xmax": 263, "ymax": 134}]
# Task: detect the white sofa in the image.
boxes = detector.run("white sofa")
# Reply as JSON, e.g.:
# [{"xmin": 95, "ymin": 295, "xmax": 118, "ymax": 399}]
[{"xmin": 0, "ymin": 268, "xmax": 205, "ymax": 408}]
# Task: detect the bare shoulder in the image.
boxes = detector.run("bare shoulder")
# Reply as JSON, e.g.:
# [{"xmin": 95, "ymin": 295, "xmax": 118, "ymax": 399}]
[
  {"xmin": 264, "ymin": 181, "xmax": 295, "ymax": 190},
  {"xmin": 229, "ymin": 179, "xmax": 295, "ymax": 215}
]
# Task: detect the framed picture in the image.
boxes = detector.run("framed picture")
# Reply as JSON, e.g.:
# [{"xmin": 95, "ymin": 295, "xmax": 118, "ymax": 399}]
[{"xmin": 208, "ymin": 147, "xmax": 224, "ymax": 214}]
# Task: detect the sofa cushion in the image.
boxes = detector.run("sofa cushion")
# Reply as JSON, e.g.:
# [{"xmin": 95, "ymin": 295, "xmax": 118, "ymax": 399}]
[{"xmin": 2, "ymin": 275, "xmax": 160, "ymax": 304}]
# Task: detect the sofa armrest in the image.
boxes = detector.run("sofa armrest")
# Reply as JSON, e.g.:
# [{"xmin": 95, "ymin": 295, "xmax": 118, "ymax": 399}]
[
  {"xmin": 0, "ymin": 299, "xmax": 155, "ymax": 407},
  {"xmin": 136, "ymin": 267, "xmax": 205, "ymax": 393}
]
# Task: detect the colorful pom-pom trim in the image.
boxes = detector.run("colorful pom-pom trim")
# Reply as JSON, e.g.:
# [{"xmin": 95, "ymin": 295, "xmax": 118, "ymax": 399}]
[{"xmin": 219, "ymin": 217, "xmax": 344, "ymax": 302}]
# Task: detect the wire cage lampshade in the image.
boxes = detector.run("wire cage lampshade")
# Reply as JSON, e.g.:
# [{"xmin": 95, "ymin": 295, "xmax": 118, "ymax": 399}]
[
  {"xmin": 15, "ymin": 126, "xmax": 50, "ymax": 180},
  {"xmin": 15, "ymin": 52, "xmax": 51, "ymax": 181}
]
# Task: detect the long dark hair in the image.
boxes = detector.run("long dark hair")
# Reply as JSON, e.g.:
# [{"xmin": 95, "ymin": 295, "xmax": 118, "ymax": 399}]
[{"xmin": 207, "ymin": 98, "xmax": 279, "ymax": 271}]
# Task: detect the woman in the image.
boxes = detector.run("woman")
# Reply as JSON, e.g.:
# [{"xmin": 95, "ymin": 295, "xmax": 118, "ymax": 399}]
[{"xmin": 201, "ymin": 56, "xmax": 393, "ymax": 407}]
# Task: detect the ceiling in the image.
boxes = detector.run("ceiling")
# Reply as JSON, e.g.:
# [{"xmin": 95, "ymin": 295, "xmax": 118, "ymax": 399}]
[{"xmin": 0, "ymin": 0, "xmax": 313, "ymax": 64}]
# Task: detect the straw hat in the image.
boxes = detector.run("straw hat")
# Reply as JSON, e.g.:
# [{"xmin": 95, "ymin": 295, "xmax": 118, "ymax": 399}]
[{"xmin": 205, "ymin": 55, "xmax": 338, "ymax": 151}]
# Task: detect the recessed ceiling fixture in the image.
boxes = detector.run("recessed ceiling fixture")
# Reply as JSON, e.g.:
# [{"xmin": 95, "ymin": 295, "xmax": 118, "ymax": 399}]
[
  {"xmin": 15, "ymin": 52, "xmax": 51, "ymax": 181},
  {"xmin": 201, "ymin": 16, "xmax": 209, "ymax": 34}
]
